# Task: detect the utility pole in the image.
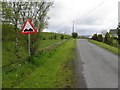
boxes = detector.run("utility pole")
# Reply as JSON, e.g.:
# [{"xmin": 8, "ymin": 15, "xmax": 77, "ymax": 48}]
[
  {"xmin": 118, "ymin": 1, "xmax": 120, "ymax": 24},
  {"xmin": 72, "ymin": 20, "xmax": 74, "ymax": 33}
]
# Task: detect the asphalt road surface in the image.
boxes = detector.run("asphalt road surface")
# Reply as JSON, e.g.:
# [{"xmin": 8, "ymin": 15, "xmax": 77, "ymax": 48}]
[{"xmin": 74, "ymin": 39, "xmax": 118, "ymax": 88}]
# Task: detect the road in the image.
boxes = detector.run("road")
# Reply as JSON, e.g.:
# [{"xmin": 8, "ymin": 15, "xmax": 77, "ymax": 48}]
[{"xmin": 74, "ymin": 39, "xmax": 118, "ymax": 88}]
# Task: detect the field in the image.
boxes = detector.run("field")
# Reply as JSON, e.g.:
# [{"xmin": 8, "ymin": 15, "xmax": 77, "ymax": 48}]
[
  {"xmin": 2, "ymin": 24, "xmax": 70, "ymax": 66},
  {"xmin": 88, "ymin": 39, "xmax": 119, "ymax": 56},
  {"xmin": 3, "ymin": 39, "xmax": 75, "ymax": 88}
]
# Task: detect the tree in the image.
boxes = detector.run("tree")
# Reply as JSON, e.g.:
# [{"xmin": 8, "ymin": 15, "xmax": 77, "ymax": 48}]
[
  {"xmin": 26, "ymin": 2, "xmax": 53, "ymax": 55},
  {"xmin": 72, "ymin": 32, "xmax": 78, "ymax": 38},
  {"xmin": 97, "ymin": 34, "xmax": 103, "ymax": 42},
  {"xmin": 2, "ymin": 2, "xmax": 13, "ymax": 24},
  {"xmin": 92, "ymin": 34, "xmax": 97, "ymax": 40},
  {"xmin": 61, "ymin": 35, "xmax": 64, "ymax": 39},
  {"xmin": 104, "ymin": 32, "xmax": 112, "ymax": 45},
  {"xmin": 2, "ymin": 1, "xmax": 53, "ymax": 57},
  {"xmin": 117, "ymin": 23, "xmax": 120, "ymax": 44},
  {"xmin": 2, "ymin": 2, "xmax": 23, "ymax": 60},
  {"xmin": 54, "ymin": 35, "xmax": 57, "ymax": 40}
]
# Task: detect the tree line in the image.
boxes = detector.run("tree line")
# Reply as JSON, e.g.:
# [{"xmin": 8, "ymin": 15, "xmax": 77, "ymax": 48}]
[
  {"xmin": 117, "ymin": 23, "xmax": 120, "ymax": 44},
  {"xmin": 92, "ymin": 25, "xmax": 120, "ymax": 47},
  {"xmin": 92, "ymin": 33, "xmax": 112, "ymax": 45}
]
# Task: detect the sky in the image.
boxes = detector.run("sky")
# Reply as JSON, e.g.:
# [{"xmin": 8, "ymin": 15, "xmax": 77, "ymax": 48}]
[{"xmin": 44, "ymin": 0, "xmax": 119, "ymax": 36}]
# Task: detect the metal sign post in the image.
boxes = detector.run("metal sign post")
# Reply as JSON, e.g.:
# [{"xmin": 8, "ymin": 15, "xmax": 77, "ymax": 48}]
[
  {"xmin": 28, "ymin": 34, "xmax": 31, "ymax": 57},
  {"xmin": 20, "ymin": 19, "xmax": 37, "ymax": 57}
]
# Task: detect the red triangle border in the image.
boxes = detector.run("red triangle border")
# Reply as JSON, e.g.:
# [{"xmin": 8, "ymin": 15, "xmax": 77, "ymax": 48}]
[{"xmin": 20, "ymin": 19, "xmax": 37, "ymax": 34}]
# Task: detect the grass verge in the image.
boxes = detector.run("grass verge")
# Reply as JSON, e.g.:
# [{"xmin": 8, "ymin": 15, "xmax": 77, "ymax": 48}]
[
  {"xmin": 3, "ymin": 39, "xmax": 76, "ymax": 88},
  {"xmin": 88, "ymin": 39, "xmax": 120, "ymax": 56}
]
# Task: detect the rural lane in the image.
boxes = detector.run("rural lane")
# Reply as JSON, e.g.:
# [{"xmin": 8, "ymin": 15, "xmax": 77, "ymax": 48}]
[{"xmin": 74, "ymin": 39, "xmax": 118, "ymax": 88}]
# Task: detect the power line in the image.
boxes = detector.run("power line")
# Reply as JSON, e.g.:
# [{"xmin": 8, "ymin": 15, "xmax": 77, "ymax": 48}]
[
  {"xmin": 75, "ymin": 0, "xmax": 106, "ymax": 24},
  {"xmin": 83, "ymin": 0, "xmax": 105, "ymax": 17},
  {"xmin": 72, "ymin": 0, "xmax": 106, "ymax": 34}
]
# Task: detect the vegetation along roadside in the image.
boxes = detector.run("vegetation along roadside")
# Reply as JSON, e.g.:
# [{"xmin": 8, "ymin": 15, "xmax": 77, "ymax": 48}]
[
  {"xmin": 3, "ymin": 39, "xmax": 76, "ymax": 88},
  {"xmin": 88, "ymin": 39, "xmax": 119, "ymax": 56}
]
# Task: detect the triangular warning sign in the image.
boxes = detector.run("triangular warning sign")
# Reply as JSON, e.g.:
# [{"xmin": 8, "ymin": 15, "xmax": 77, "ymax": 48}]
[{"xmin": 20, "ymin": 19, "xmax": 37, "ymax": 34}]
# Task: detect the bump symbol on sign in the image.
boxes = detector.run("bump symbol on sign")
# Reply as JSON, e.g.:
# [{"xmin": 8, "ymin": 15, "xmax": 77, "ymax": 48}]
[
  {"xmin": 20, "ymin": 19, "xmax": 37, "ymax": 34},
  {"xmin": 24, "ymin": 28, "xmax": 33, "ymax": 32}
]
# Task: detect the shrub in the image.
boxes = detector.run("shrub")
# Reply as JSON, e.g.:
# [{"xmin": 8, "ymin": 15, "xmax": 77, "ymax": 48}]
[
  {"xmin": 97, "ymin": 34, "xmax": 103, "ymax": 42},
  {"xmin": 43, "ymin": 37, "xmax": 46, "ymax": 40},
  {"xmin": 72, "ymin": 32, "xmax": 78, "ymax": 38},
  {"xmin": 117, "ymin": 28, "xmax": 120, "ymax": 44},
  {"xmin": 111, "ymin": 36, "xmax": 117, "ymax": 40},
  {"xmin": 104, "ymin": 32, "xmax": 112, "ymax": 45},
  {"xmin": 54, "ymin": 35, "xmax": 57, "ymax": 40},
  {"xmin": 112, "ymin": 39, "xmax": 118, "ymax": 48},
  {"xmin": 92, "ymin": 34, "xmax": 97, "ymax": 40},
  {"xmin": 61, "ymin": 35, "xmax": 64, "ymax": 39}
]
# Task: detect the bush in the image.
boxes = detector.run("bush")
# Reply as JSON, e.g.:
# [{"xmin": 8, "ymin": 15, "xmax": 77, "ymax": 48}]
[
  {"xmin": 112, "ymin": 39, "xmax": 118, "ymax": 48},
  {"xmin": 61, "ymin": 35, "xmax": 64, "ymax": 39},
  {"xmin": 92, "ymin": 34, "xmax": 97, "ymax": 40},
  {"xmin": 72, "ymin": 32, "xmax": 78, "ymax": 38},
  {"xmin": 104, "ymin": 32, "xmax": 112, "ymax": 45},
  {"xmin": 112, "ymin": 37, "xmax": 117, "ymax": 40},
  {"xmin": 43, "ymin": 37, "xmax": 46, "ymax": 40},
  {"xmin": 97, "ymin": 34, "xmax": 103, "ymax": 42},
  {"xmin": 117, "ymin": 28, "xmax": 120, "ymax": 44},
  {"xmin": 54, "ymin": 35, "xmax": 57, "ymax": 40}
]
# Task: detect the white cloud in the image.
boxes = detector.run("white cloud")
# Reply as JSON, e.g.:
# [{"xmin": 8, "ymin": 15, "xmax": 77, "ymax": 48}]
[{"xmin": 44, "ymin": 0, "xmax": 119, "ymax": 36}]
